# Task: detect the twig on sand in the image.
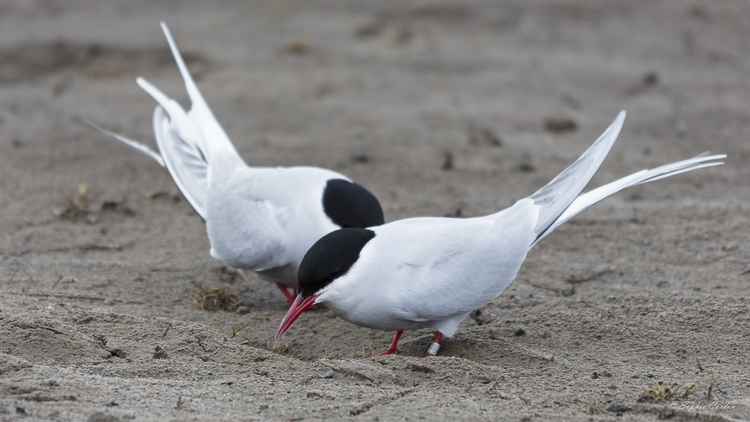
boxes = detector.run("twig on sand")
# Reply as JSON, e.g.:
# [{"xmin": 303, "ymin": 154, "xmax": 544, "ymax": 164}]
[
  {"xmin": 6, "ymin": 242, "xmax": 127, "ymax": 257},
  {"xmin": 20, "ymin": 267, "xmax": 35, "ymax": 284},
  {"xmin": 9, "ymin": 266, "xmax": 20, "ymax": 282},
  {"xmin": 1, "ymin": 291, "xmax": 145, "ymax": 304}
]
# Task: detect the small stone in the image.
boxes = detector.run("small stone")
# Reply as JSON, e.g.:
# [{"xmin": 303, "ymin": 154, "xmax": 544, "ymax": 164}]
[
  {"xmin": 518, "ymin": 163, "xmax": 535, "ymax": 172},
  {"xmin": 103, "ymin": 298, "xmax": 113, "ymax": 306},
  {"xmin": 352, "ymin": 20, "xmax": 384, "ymax": 38},
  {"xmin": 468, "ymin": 121, "xmax": 502, "ymax": 146},
  {"xmin": 100, "ymin": 227, "xmax": 107, "ymax": 234},
  {"xmin": 647, "ymin": 373, "xmax": 655, "ymax": 378},
  {"xmin": 607, "ymin": 403, "xmax": 632, "ymax": 413},
  {"xmin": 86, "ymin": 214, "xmax": 100, "ymax": 225},
  {"xmin": 110, "ymin": 349, "xmax": 127, "ymax": 358},
  {"xmin": 514, "ymin": 328, "xmax": 526, "ymax": 336},
  {"xmin": 592, "ymin": 372, "xmax": 599, "ymax": 379},
  {"xmin": 284, "ymin": 37, "xmax": 312, "ymax": 55},
  {"xmin": 48, "ymin": 380, "xmax": 58, "ymax": 386},
  {"xmin": 675, "ymin": 120, "xmax": 688, "ymax": 137},
  {"xmin": 642, "ymin": 71, "xmax": 658, "ymax": 87},
  {"xmin": 105, "ymin": 400, "xmax": 118, "ymax": 407},
  {"xmin": 306, "ymin": 389, "xmax": 324, "ymax": 398},
  {"xmin": 316, "ymin": 367, "xmax": 334, "ymax": 379},
  {"xmin": 235, "ymin": 306, "xmax": 251, "ymax": 315},
  {"xmin": 544, "ymin": 116, "xmax": 577, "ymax": 133},
  {"xmin": 352, "ymin": 152, "xmax": 369, "ymax": 163},
  {"xmin": 87, "ymin": 412, "xmax": 121, "ymax": 422},
  {"xmin": 442, "ymin": 148, "xmax": 454, "ymax": 170}
]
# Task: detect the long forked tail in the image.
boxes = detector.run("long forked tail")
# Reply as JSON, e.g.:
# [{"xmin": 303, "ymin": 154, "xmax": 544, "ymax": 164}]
[
  {"xmin": 127, "ymin": 22, "xmax": 249, "ymax": 220},
  {"xmin": 155, "ymin": 22, "xmax": 243, "ymax": 168},
  {"xmin": 530, "ymin": 152, "xmax": 725, "ymax": 246},
  {"xmin": 530, "ymin": 111, "xmax": 626, "ymax": 240}
]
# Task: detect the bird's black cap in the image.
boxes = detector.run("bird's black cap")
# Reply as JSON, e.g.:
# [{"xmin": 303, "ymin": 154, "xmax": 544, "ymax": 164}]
[
  {"xmin": 298, "ymin": 228, "xmax": 375, "ymax": 298},
  {"xmin": 322, "ymin": 179, "xmax": 384, "ymax": 229}
]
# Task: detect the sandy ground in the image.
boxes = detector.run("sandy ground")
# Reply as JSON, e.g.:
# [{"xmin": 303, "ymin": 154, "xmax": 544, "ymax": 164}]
[{"xmin": 1, "ymin": 1, "xmax": 750, "ymax": 421}]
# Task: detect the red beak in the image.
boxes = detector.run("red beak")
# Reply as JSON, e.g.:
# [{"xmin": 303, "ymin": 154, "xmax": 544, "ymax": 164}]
[{"xmin": 275, "ymin": 294, "xmax": 320, "ymax": 341}]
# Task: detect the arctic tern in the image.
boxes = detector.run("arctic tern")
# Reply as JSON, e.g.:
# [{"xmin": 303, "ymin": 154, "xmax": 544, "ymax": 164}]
[
  {"xmin": 275, "ymin": 111, "xmax": 725, "ymax": 356},
  {"xmin": 91, "ymin": 22, "xmax": 384, "ymax": 304}
]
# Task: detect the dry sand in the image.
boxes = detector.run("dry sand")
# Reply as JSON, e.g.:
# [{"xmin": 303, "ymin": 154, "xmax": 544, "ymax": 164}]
[{"xmin": 1, "ymin": 1, "xmax": 750, "ymax": 421}]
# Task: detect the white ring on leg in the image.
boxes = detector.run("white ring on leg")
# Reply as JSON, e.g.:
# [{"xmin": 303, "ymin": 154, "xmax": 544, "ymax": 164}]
[{"xmin": 426, "ymin": 342, "xmax": 440, "ymax": 356}]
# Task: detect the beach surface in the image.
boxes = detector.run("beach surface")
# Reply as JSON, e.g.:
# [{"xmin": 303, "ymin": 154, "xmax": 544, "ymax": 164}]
[{"xmin": 1, "ymin": 1, "xmax": 749, "ymax": 420}]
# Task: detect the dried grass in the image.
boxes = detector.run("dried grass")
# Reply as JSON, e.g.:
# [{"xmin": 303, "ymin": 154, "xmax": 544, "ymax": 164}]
[{"xmin": 191, "ymin": 286, "xmax": 240, "ymax": 311}]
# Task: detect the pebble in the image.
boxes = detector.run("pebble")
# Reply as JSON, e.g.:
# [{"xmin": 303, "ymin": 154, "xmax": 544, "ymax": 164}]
[
  {"xmin": 544, "ymin": 116, "xmax": 577, "ymax": 133},
  {"xmin": 468, "ymin": 121, "xmax": 502, "ymax": 146},
  {"xmin": 607, "ymin": 403, "xmax": 632, "ymax": 413},
  {"xmin": 675, "ymin": 120, "xmax": 688, "ymax": 137},
  {"xmin": 351, "ymin": 152, "xmax": 369, "ymax": 163},
  {"xmin": 442, "ymin": 148, "xmax": 454, "ymax": 170},
  {"xmin": 518, "ymin": 163, "xmax": 535, "ymax": 172},
  {"xmin": 235, "ymin": 306, "xmax": 251, "ymax": 315},
  {"xmin": 316, "ymin": 367, "xmax": 334, "ymax": 379},
  {"xmin": 514, "ymin": 328, "xmax": 526, "ymax": 336}
]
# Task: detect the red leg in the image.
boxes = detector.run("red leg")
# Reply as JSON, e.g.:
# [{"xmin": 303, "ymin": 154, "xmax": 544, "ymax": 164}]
[
  {"xmin": 277, "ymin": 284, "xmax": 317, "ymax": 309},
  {"xmin": 276, "ymin": 283, "xmax": 296, "ymax": 305},
  {"xmin": 378, "ymin": 331, "xmax": 403, "ymax": 356},
  {"xmin": 425, "ymin": 331, "xmax": 443, "ymax": 357}
]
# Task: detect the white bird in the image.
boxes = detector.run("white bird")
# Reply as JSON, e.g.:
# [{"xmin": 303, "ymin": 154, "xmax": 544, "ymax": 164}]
[
  {"xmin": 275, "ymin": 111, "xmax": 725, "ymax": 356},
  {"xmin": 91, "ymin": 22, "xmax": 384, "ymax": 304}
]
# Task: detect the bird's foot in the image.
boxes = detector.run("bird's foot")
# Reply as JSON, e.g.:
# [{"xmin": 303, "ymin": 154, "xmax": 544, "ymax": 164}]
[
  {"xmin": 377, "ymin": 347, "xmax": 401, "ymax": 356},
  {"xmin": 424, "ymin": 331, "xmax": 443, "ymax": 357},
  {"xmin": 378, "ymin": 330, "xmax": 404, "ymax": 356}
]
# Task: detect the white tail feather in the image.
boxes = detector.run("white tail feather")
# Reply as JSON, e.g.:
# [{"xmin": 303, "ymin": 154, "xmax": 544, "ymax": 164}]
[
  {"xmin": 531, "ymin": 153, "xmax": 726, "ymax": 246},
  {"xmin": 152, "ymin": 106, "xmax": 208, "ymax": 220},
  {"xmin": 122, "ymin": 22, "xmax": 252, "ymax": 220},
  {"xmin": 159, "ymin": 22, "xmax": 243, "ymax": 169},
  {"xmin": 530, "ymin": 111, "xmax": 626, "ymax": 238},
  {"xmin": 87, "ymin": 120, "xmax": 165, "ymax": 167}
]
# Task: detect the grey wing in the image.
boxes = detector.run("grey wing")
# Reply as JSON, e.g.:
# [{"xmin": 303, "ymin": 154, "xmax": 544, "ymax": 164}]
[
  {"xmin": 393, "ymin": 203, "xmax": 537, "ymax": 321},
  {"xmin": 530, "ymin": 111, "xmax": 625, "ymax": 239}
]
